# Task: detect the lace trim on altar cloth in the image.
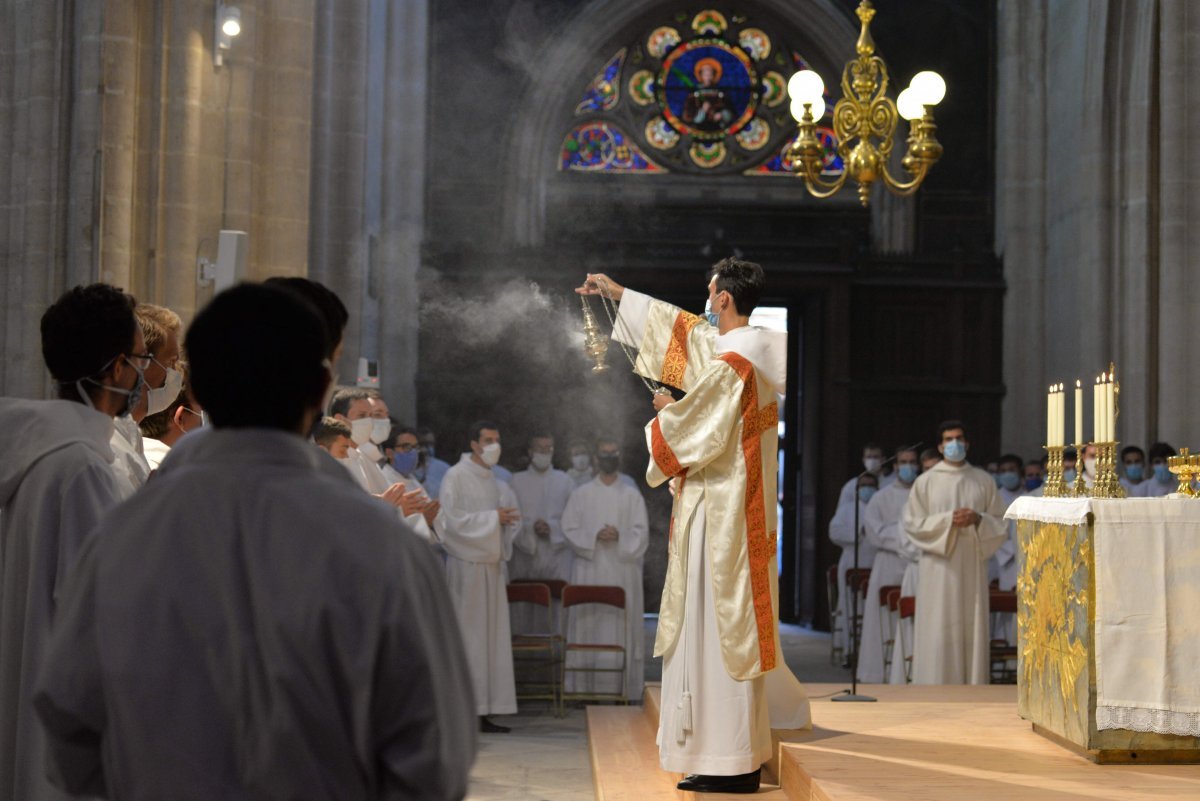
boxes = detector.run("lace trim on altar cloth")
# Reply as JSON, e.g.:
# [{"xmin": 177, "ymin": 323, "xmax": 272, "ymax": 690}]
[
  {"xmin": 1004, "ymin": 497, "xmax": 1093, "ymax": 525},
  {"xmin": 1096, "ymin": 705, "xmax": 1200, "ymax": 736}
]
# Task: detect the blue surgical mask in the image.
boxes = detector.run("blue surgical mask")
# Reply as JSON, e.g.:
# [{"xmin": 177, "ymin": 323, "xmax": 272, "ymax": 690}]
[
  {"xmin": 1125, "ymin": 464, "xmax": 1144, "ymax": 482},
  {"xmin": 1063, "ymin": 468, "xmax": 1077, "ymax": 483},
  {"xmin": 942, "ymin": 439, "xmax": 967, "ymax": 462},
  {"xmin": 992, "ymin": 473, "xmax": 1004, "ymax": 488},
  {"xmin": 392, "ymin": 449, "xmax": 419, "ymax": 476},
  {"xmin": 998, "ymin": 472, "xmax": 1021, "ymax": 491},
  {"xmin": 703, "ymin": 298, "xmax": 719, "ymax": 327},
  {"xmin": 1024, "ymin": 477, "xmax": 1043, "ymax": 491},
  {"xmin": 1155, "ymin": 464, "xmax": 1172, "ymax": 484},
  {"xmin": 857, "ymin": 486, "xmax": 877, "ymax": 504},
  {"xmin": 897, "ymin": 464, "xmax": 919, "ymax": 484}
]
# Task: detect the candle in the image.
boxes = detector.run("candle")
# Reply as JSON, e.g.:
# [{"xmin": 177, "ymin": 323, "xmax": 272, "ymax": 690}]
[
  {"xmin": 1058, "ymin": 384, "xmax": 1066, "ymax": 446},
  {"xmin": 1080, "ymin": 381, "xmax": 1089, "ymax": 443},
  {"xmin": 1106, "ymin": 372, "xmax": 1115, "ymax": 442},
  {"xmin": 1093, "ymin": 377, "xmax": 1101, "ymax": 442},
  {"xmin": 1047, "ymin": 385, "xmax": 1053, "ymax": 447}
]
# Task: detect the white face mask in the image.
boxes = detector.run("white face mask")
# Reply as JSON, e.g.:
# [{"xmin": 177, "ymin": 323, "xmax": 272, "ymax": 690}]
[
  {"xmin": 480, "ymin": 442, "xmax": 502, "ymax": 467},
  {"xmin": 531, "ymin": 452, "xmax": 553, "ymax": 471},
  {"xmin": 1083, "ymin": 457, "xmax": 1097, "ymax": 476},
  {"xmin": 349, "ymin": 418, "xmax": 374, "ymax": 446},
  {"xmin": 145, "ymin": 365, "xmax": 184, "ymax": 417},
  {"xmin": 370, "ymin": 419, "xmax": 391, "ymax": 445},
  {"xmin": 863, "ymin": 456, "xmax": 883, "ymax": 473},
  {"xmin": 572, "ymin": 454, "xmax": 591, "ymax": 472}
]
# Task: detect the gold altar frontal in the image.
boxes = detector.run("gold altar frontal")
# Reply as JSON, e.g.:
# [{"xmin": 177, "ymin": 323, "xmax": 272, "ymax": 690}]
[{"xmin": 1014, "ymin": 508, "xmax": 1200, "ymax": 763}]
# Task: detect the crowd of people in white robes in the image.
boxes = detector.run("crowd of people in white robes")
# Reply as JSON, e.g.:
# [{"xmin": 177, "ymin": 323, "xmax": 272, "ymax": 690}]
[{"xmin": 829, "ymin": 428, "xmax": 1183, "ymax": 688}]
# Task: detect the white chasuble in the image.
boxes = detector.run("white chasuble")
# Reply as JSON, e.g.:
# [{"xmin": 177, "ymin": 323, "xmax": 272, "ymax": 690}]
[
  {"xmin": 856, "ymin": 482, "xmax": 911, "ymax": 683},
  {"xmin": 617, "ymin": 291, "xmax": 808, "ymax": 775},
  {"xmin": 561, "ymin": 477, "xmax": 649, "ymax": 700},
  {"xmin": 903, "ymin": 460, "xmax": 1007, "ymax": 685},
  {"xmin": 438, "ymin": 455, "xmax": 520, "ymax": 715}
]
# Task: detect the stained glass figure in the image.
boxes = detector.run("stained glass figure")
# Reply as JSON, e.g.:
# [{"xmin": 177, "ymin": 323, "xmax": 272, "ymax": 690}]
[
  {"xmin": 575, "ymin": 49, "xmax": 625, "ymax": 115},
  {"xmin": 560, "ymin": 121, "xmax": 665, "ymax": 173},
  {"xmin": 658, "ymin": 40, "xmax": 757, "ymax": 139}
]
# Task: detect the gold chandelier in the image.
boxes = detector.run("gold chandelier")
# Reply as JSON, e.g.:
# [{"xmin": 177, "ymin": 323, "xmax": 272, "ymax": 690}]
[{"xmin": 785, "ymin": 0, "xmax": 945, "ymax": 206}]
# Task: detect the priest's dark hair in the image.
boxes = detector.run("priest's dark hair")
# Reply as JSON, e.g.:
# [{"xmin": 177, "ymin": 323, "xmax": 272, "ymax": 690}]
[
  {"xmin": 1148, "ymin": 441, "xmax": 1177, "ymax": 462},
  {"xmin": 1120, "ymin": 445, "xmax": 1146, "ymax": 461},
  {"xmin": 707, "ymin": 257, "xmax": 764, "ymax": 316},
  {"xmin": 936, "ymin": 419, "xmax": 967, "ymax": 440},
  {"xmin": 263, "ymin": 276, "xmax": 348, "ymax": 361},
  {"xmin": 187, "ymin": 282, "xmax": 329, "ymax": 432},
  {"xmin": 470, "ymin": 420, "xmax": 500, "ymax": 442},
  {"xmin": 998, "ymin": 453, "xmax": 1023, "ymax": 470},
  {"xmin": 41, "ymin": 283, "xmax": 139, "ymax": 403},
  {"xmin": 330, "ymin": 388, "xmax": 373, "ymax": 418}
]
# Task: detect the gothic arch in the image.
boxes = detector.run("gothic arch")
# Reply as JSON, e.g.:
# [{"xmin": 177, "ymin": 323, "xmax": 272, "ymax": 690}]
[{"xmin": 498, "ymin": 0, "xmax": 858, "ymax": 247}]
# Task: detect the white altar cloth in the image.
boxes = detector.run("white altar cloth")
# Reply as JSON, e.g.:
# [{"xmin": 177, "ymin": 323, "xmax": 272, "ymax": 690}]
[{"xmin": 1007, "ymin": 496, "xmax": 1200, "ymax": 736}]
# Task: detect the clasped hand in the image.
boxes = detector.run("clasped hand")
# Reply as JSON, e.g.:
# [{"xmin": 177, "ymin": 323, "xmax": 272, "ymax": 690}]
[
  {"xmin": 597, "ymin": 525, "xmax": 619, "ymax": 541},
  {"xmin": 951, "ymin": 508, "xmax": 981, "ymax": 528}
]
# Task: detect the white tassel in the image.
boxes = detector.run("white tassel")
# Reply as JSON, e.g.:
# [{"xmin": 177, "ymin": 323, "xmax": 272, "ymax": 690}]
[{"xmin": 675, "ymin": 691, "xmax": 693, "ymax": 743}]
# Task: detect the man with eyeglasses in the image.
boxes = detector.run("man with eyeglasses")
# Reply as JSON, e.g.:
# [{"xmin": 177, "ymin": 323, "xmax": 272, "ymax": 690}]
[
  {"xmin": 383, "ymin": 424, "xmax": 445, "ymax": 544},
  {"xmin": 109, "ymin": 303, "xmax": 184, "ymax": 494},
  {"xmin": 0, "ymin": 283, "xmax": 140, "ymax": 801}
]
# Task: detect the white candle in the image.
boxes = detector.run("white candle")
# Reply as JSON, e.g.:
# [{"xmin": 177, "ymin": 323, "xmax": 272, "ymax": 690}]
[
  {"xmin": 1106, "ymin": 372, "xmax": 1115, "ymax": 442},
  {"xmin": 1058, "ymin": 384, "xmax": 1066, "ymax": 446},
  {"xmin": 1080, "ymin": 381, "xmax": 1089, "ymax": 443},
  {"xmin": 1047, "ymin": 386, "xmax": 1053, "ymax": 446},
  {"xmin": 1093, "ymin": 377, "xmax": 1101, "ymax": 442}
]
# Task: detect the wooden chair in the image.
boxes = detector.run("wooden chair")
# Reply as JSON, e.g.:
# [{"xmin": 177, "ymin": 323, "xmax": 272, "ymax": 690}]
[
  {"xmin": 989, "ymin": 589, "xmax": 1019, "ymax": 684},
  {"xmin": 561, "ymin": 585, "xmax": 628, "ymax": 706},
  {"xmin": 878, "ymin": 584, "xmax": 901, "ymax": 676},
  {"xmin": 507, "ymin": 582, "xmax": 563, "ymax": 715},
  {"xmin": 845, "ymin": 567, "xmax": 872, "ymax": 659},
  {"xmin": 897, "ymin": 595, "xmax": 916, "ymax": 683},
  {"xmin": 826, "ymin": 564, "xmax": 844, "ymax": 666}
]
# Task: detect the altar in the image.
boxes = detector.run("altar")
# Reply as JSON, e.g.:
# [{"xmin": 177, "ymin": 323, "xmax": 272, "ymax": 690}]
[{"xmin": 1006, "ymin": 496, "xmax": 1200, "ymax": 763}]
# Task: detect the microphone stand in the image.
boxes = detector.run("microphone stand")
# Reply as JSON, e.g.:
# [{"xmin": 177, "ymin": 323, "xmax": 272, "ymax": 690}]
[{"xmin": 833, "ymin": 443, "xmax": 923, "ymax": 703}]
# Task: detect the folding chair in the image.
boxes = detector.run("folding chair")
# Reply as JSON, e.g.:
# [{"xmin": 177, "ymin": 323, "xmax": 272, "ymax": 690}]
[
  {"xmin": 989, "ymin": 589, "xmax": 1018, "ymax": 684},
  {"xmin": 826, "ymin": 564, "xmax": 844, "ymax": 666},
  {"xmin": 507, "ymin": 582, "xmax": 563, "ymax": 715},
  {"xmin": 878, "ymin": 584, "xmax": 901, "ymax": 677},
  {"xmin": 897, "ymin": 595, "xmax": 916, "ymax": 683},
  {"xmin": 561, "ymin": 585, "xmax": 627, "ymax": 706}
]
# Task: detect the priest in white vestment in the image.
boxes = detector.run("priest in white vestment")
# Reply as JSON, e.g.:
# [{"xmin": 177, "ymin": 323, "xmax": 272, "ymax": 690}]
[
  {"xmin": 561, "ymin": 438, "xmax": 649, "ymax": 701},
  {"xmin": 857, "ymin": 448, "xmax": 920, "ymax": 683},
  {"xmin": 579, "ymin": 260, "xmax": 809, "ymax": 795},
  {"xmin": 33, "ymin": 283, "xmax": 476, "ymax": 800},
  {"xmin": 990, "ymin": 454, "xmax": 1027, "ymax": 593},
  {"xmin": 828, "ymin": 473, "xmax": 879, "ymax": 661},
  {"xmin": 903, "ymin": 421, "xmax": 1007, "ymax": 685},
  {"xmin": 0, "ymin": 282, "xmax": 141, "ymax": 801},
  {"xmin": 439, "ymin": 421, "xmax": 522, "ymax": 733},
  {"xmin": 509, "ymin": 434, "xmax": 576, "ymax": 584}
]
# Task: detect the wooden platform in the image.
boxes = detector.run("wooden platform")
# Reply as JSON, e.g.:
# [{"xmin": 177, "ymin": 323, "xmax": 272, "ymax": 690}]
[
  {"xmin": 783, "ymin": 683, "xmax": 1200, "ymax": 800},
  {"xmin": 588, "ymin": 682, "xmax": 1200, "ymax": 800},
  {"xmin": 586, "ymin": 683, "xmax": 790, "ymax": 799}
]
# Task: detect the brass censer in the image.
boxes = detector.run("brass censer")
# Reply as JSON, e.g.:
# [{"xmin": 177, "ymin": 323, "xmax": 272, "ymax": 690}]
[{"xmin": 580, "ymin": 295, "xmax": 609, "ymax": 372}]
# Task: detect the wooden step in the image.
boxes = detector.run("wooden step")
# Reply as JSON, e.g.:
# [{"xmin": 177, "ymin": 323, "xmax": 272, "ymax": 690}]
[
  {"xmin": 586, "ymin": 683, "xmax": 789, "ymax": 800},
  {"xmin": 641, "ymin": 684, "xmax": 810, "ymax": 786}
]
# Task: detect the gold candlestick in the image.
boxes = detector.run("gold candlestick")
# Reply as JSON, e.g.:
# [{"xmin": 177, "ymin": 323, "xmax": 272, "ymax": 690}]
[
  {"xmin": 1071, "ymin": 444, "xmax": 1089, "ymax": 497},
  {"xmin": 1091, "ymin": 441, "xmax": 1126, "ymax": 498},
  {"xmin": 1168, "ymin": 449, "xmax": 1194, "ymax": 496},
  {"xmin": 1044, "ymin": 445, "xmax": 1067, "ymax": 498},
  {"xmin": 580, "ymin": 296, "xmax": 609, "ymax": 373}
]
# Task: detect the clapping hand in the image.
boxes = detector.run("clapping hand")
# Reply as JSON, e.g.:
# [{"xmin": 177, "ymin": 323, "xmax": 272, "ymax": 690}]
[{"xmin": 499, "ymin": 507, "xmax": 522, "ymax": 526}]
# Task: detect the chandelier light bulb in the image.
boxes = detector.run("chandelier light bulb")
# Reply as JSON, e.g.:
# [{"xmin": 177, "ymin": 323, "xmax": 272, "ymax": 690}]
[
  {"xmin": 896, "ymin": 87, "xmax": 925, "ymax": 121},
  {"xmin": 787, "ymin": 69, "xmax": 825, "ymax": 105},
  {"xmin": 909, "ymin": 70, "xmax": 946, "ymax": 106},
  {"xmin": 789, "ymin": 95, "xmax": 825, "ymax": 124}
]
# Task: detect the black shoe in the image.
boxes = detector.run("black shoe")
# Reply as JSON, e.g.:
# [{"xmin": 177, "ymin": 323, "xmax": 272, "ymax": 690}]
[
  {"xmin": 676, "ymin": 768, "xmax": 760, "ymax": 793},
  {"xmin": 479, "ymin": 716, "xmax": 511, "ymax": 733}
]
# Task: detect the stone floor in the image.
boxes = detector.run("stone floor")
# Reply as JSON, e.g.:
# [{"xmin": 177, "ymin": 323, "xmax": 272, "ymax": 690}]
[{"xmin": 464, "ymin": 618, "xmax": 847, "ymax": 801}]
